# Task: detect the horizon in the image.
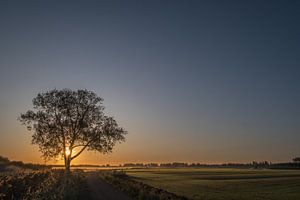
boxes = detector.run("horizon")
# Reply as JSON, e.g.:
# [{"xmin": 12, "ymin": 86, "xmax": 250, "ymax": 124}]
[
  {"xmin": 0, "ymin": 1, "xmax": 299, "ymax": 165},
  {"xmin": 0, "ymin": 154, "xmax": 292, "ymax": 166}
]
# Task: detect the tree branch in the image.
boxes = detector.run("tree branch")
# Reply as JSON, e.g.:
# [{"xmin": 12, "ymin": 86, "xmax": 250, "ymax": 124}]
[
  {"xmin": 70, "ymin": 105, "xmax": 90, "ymax": 148},
  {"xmin": 72, "ymin": 144, "xmax": 85, "ymax": 149},
  {"xmin": 70, "ymin": 140, "xmax": 92, "ymax": 160}
]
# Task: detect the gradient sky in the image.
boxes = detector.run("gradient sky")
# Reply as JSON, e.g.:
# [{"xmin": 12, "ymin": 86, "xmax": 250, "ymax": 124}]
[{"xmin": 0, "ymin": 0, "xmax": 299, "ymax": 165}]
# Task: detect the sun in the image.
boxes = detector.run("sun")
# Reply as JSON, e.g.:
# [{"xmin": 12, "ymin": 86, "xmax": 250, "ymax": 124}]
[{"xmin": 65, "ymin": 147, "xmax": 71, "ymax": 156}]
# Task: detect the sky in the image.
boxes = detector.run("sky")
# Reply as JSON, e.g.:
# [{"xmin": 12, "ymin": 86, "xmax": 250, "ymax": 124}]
[{"xmin": 0, "ymin": 0, "xmax": 299, "ymax": 165}]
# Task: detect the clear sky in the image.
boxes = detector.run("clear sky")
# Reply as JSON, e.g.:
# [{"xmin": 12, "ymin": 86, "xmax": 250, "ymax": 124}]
[{"xmin": 0, "ymin": 0, "xmax": 299, "ymax": 165}]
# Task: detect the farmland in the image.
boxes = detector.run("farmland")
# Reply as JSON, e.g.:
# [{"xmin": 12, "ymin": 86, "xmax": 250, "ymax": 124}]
[
  {"xmin": 1, "ymin": 167, "xmax": 300, "ymax": 200},
  {"xmin": 125, "ymin": 168, "xmax": 300, "ymax": 200}
]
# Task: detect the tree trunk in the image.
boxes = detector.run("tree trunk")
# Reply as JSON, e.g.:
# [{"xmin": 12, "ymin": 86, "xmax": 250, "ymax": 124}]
[{"xmin": 65, "ymin": 156, "xmax": 71, "ymax": 174}]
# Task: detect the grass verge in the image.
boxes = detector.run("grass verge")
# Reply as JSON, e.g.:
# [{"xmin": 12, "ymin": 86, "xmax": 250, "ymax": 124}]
[{"xmin": 99, "ymin": 170, "xmax": 190, "ymax": 200}]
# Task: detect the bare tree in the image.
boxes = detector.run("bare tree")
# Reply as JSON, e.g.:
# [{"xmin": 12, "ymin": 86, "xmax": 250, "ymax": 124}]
[{"xmin": 19, "ymin": 89, "xmax": 127, "ymax": 172}]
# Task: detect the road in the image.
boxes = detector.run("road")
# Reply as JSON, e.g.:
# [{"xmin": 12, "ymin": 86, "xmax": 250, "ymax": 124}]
[{"xmin": 85, "ymin": 172, "xmax": 132, "ymax": 200}]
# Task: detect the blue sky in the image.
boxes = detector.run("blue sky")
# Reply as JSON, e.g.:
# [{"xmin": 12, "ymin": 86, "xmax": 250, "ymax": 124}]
[{"xmin": 0, "ymin": 0, "xmax": 299, "ymax": 164}]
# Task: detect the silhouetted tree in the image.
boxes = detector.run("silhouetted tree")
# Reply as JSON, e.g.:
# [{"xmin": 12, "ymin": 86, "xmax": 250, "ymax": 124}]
[
  {"xmin": 0, "ymin": 156, "xmax": 9, "ymax": 164},
  {"xmin": 293, "ymin": 157, "xmax": 300, "ymax": 163},
  {"xmin": 19, "ymin": 89, "xmax": 127, "ymax": 172}
]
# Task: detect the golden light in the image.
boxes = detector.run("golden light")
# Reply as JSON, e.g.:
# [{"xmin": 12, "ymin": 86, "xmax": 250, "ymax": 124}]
[{"xmin": 65, "ymin": 147, "xmax": 71, "ymax": 156}]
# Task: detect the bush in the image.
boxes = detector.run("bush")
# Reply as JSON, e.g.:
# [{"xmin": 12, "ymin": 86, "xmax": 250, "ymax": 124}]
[{"xmin": 0, "ymin": 170, "xmax": 86, "ymax": 200}]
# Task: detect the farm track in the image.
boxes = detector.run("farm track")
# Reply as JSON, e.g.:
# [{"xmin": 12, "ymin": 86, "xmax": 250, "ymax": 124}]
[{"xmin": 85, "ymin": 172, "xmax": 132, "ymax": 200}]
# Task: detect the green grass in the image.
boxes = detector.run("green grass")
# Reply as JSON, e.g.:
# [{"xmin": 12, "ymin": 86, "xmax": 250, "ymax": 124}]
[{"xmin": 125, "ymin": 168, "xmax": 300, "ymax": 200}]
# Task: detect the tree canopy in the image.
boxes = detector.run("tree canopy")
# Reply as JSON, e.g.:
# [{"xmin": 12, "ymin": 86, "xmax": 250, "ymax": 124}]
[
  {"xmin": 19, "ymin": 89, "xmax": 127, "ymax": 171},
  {"xmin": 293, "ymin": 157, "xmax": 300, "ymax": 163}
]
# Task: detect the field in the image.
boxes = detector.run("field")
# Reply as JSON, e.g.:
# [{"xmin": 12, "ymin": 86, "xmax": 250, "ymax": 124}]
[
  {"xmin": 125, "ymin": 168, "xmax": 300, "ymax": 200},
  {"xmin": 1, "ymin": 168, "xmax": 300, "ymax": 200}
]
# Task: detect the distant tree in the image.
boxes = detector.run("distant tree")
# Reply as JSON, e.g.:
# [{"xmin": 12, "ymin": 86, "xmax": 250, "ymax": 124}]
[
  {"xmin": 19, "ymin": 89, "xmax": 127, "ymax": 173},
  {"xmin": 0, "ymin": 156, "xmax": 9, "ymax": 164},
  {"xmin": 293, "ymin": 157, "xmax": 300, "ymax": 163}
]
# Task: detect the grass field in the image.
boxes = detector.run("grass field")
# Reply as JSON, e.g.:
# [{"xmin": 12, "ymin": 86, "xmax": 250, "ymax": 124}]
[{"xmin": 125, "ymin": 168, "xmax": 300, "ymax": 200}]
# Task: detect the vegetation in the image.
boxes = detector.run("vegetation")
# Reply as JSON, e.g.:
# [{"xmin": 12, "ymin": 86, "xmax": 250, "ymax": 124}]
[
  {"xmin": 18, "ymin": 89, "xmax": 127, "ymax": 172},
  {"xmin": 0, "ymin": 170, "xmax": 86, "ymax": 200},
  {"xmin": 293, "ymin": 157, "xmax": 300, "ymax": 163},
  {"xmin": 126, "ymin": 168, "xmax": 300, "ymax": 200},
  {"xmin": 0, "ymin": 156, "xmax": 50, "ymax": 171},
  {"xmin": 122, "ymin": 161, "xmax": 300, "ymax": 169},
  {"xmin": 99, "ymin": 170, "xmax": 189, "ymax": 200},
  {"xmin": 1, "ymin": 155, "xmax": 300, "ymax": 200}
]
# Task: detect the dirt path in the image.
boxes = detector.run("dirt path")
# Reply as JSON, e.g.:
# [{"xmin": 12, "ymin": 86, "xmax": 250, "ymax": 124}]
[{"xmin": 85, "ymin": 172, "xmax": 132, "ymax": 200}]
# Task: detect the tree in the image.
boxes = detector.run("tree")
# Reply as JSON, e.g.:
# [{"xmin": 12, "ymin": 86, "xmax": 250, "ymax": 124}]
[
  {"xmin": 293, "ymin": 157, "xmax": 300, "ymax": 163},
  {"xmin": 19, "ymin": 89, "xmax": 127, "ymax": 172}
]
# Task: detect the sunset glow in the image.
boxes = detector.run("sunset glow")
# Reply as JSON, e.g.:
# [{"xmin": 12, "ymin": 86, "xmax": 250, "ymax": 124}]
[
  {"xmin": 0, "ymin": 1, "xmax": 299, "ymax": 166},
  {"xmin": 65, "ymin": 147, "xmax": 71, "ymax": 157},
  {"xmin": 0, "ymin": 2, "xmax": 299, "ymax": 200}
]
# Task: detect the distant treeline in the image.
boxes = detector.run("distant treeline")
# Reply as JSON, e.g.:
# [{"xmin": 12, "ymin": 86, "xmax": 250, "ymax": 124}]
[
  {"xmin": 2, "ymin": 155, "xmax": 300, "ymax": 170},
  {"xmin": 0, "ymin": 155, "xmax": 50, "ymax": 171},
  {"xmin": 122, "ymin": 161, "xmax": 300, "ymax": 169}
]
